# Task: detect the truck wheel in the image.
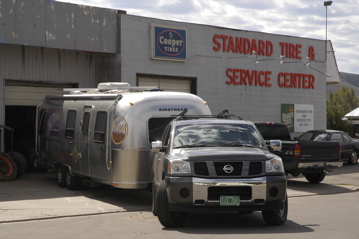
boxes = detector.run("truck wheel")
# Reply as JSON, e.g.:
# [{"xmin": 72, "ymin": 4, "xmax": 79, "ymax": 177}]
[
  {"xmin": 65, "ymin": 167, "xmax": 82, "ymax": 190},
  {"xmin": 0, "ymin": 153, "xmax": 18, "ymax": 181},
  {"xmin": 155, "ymin": 181, "xmax": 187, "ymax": 228},
  {"xmin": 56, "ymin": 165, "xmax": 67, "ymax": 187},
  {"xmin": 9, "ymin": 151, "xmax": 27, "ymax": 178},
  {"xmin": 304, "ymin": 171, "xmax": 326, "ymax": 183},
  {"xmin": 348, "ymin": 150, "xmax": 358, "ymax": 165},
  {"xmin": 262, "ymin": 196, "xmax": 288, "ymax": 226}
]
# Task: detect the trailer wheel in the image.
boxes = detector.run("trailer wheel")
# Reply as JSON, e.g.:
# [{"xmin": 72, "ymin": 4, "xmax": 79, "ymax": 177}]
[
  {"xmin": 65, "ymin": 167, "xmax": 82, "ymax": 190},
  {"xmin": 262, "ymin": 195, "xmax": 288, "ymax": 226},
  {"xmin": 155, "ymin": 181, "xmax": 187, "ymax": 228},
  {"xmin": 304, "ymin": 171, "xmax": 326, "ymax": 183},
  {"xmin": 56, "ymin": 165, "xmax": 67, "ymax": 187},
  {"xmin": 0, "ymin": 153, "xmax": 18, "ymax": 181},
  {"xmin": 9, "ymin": 151, "xmax": 27, "ymax": 178}
]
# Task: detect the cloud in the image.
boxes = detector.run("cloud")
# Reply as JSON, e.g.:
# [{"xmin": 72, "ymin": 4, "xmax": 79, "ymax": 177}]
[{"xmin": 55, "ymin": 0, "xmax": 359, "ymax": 74}]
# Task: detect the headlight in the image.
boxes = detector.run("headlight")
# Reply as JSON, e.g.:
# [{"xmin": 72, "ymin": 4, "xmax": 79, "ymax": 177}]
[
  {"xmin": 167, "ymin": 160, "xmax": 191, "ymax": 175},
  {"xmin": 265, "ymin": 158, "xmax": 284, "ymax": 174}
]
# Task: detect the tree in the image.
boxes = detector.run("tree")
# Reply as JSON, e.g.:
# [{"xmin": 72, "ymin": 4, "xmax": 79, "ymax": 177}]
[{"xmin": 327, "ymin": 86, "xmax": 359, "ymax": 132}]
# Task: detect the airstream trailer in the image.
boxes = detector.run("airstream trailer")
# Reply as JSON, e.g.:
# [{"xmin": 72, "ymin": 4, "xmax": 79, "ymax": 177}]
[{"xmin": 35, "ymin": 82, "xmax": 211, "ymax": 190}]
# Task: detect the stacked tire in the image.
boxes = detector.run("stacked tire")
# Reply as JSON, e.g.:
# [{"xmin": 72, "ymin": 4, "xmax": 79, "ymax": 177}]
[
  {"xmin": 0, "ymin": 151, "xmax": 27, "ymax": 182},
  {"xmin": 0, "ymin": 153, "xmax": 17, "ymax": 181}
]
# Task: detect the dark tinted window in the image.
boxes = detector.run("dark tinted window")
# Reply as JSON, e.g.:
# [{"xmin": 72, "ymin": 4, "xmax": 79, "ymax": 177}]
[
  {"xmin": 65, "ymin": 110, "xmax": 77, "ymax": 139},
  {"xmin": 148, "ymin": 117, "xmax": 174, "ymax": 143},
  {"xmin": 255, "ymin": 123, "xmax": 291, "ymax": 140},
  {"xmin": 82, "ymin": 112, "xmax": 90, "ymax": 134},
  {"xmin": 94, "ymin": 111, "xmax": 107, "ymax": 143}
]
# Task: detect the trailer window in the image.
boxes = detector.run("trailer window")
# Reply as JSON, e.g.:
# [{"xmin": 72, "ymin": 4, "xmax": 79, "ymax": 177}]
[
  {"xmin": 65, "ymin": 110, "xmax": 77, "ymax": 139},
  {"xmin": 82, "ymin": 112, "xmax": 90, "ymax": 134},
  {"xmin": 94, "ymin": 111, "xmax": 107, "ymax": 144},
  {"xmin": 148, "ymin": 117, "xmax": 174, "ymax": 143}
]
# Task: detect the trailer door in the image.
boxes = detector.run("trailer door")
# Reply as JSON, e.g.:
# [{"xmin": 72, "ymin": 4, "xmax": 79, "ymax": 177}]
[{"xmin": 78, "ymin": 106, "xmax": 93, "ymax": 177}]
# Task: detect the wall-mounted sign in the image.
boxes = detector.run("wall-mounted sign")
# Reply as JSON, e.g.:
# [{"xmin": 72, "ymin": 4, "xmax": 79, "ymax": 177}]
[
  {"xmin": 281, "ymin": 104, "xmax": 313, "ymax": 133},
  {"xmin": 151, "ymin": 24, "xmax": 187, "ymax": 61}
]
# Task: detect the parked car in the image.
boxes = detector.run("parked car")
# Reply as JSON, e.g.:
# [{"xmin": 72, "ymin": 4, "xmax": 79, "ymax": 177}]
[{"xmin": 297, "ymin": 130, "xmax": 359, "ymax": 165}]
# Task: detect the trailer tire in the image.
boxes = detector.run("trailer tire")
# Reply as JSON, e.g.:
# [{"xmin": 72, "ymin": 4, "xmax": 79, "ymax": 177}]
[
  {"xmin": 155, "ymin": 181, "xmax": 187, "ymax": 228},
  {"xmin": 9, "ymin": 151, "xmax": 27, "ymax": 178},
  {"xmin": 65, "ymin": 167, "xmax": 82, "ymax": 190},
  {"xmin": 56, "ymin": 165, "xmax": 67, "ymax": 187},
  {"xmin": 0, "ymin": 153, "xmax": 18, "ymax": 181}
]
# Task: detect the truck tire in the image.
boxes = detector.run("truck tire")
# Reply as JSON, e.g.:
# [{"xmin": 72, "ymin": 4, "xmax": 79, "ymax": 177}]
[
  {"xmin": 0, "ymin": 153, "xmax": 18, "ymax": 181},
  {"xmin": 65, "ymin": 167, "xmax": 82, "ymax": 190},
  {"xmin": 262, "ymin": 196, "xmax": 288, "ymax": 226},
  {"xmin": 155, "ymin": 181, "xmax": 187, "ymax": 228},
  {"xmin": 56, "ymin": 165, "xmax": 67, "ymax": 187},
  {"xmin": 304, "ymin": 171, "xmax": 326, "ymax": 183},
  {"xmin": 9, "ymin": 151, "xmax": 27, "ymax": 178},
  {"xmin": 348, "ymin": 150, "xmax": 358, "ymax": 165},
  {"xmin": 152, "ymin": 179, "xmax": 158, "ymax": 216}
]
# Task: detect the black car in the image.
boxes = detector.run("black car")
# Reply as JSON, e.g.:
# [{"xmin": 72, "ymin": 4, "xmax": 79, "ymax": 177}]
[{"xmin": 297, "ymin": 130, "xmax": 359, "ymax": 165}]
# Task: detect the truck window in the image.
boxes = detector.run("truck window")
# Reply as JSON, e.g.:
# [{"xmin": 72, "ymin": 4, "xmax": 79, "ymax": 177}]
[
  {"xmin": 65, "ymin": 110, "xmax": 77, "ymax": 139},
  {"xmin": 94, "ymin": 111, "xmax": 107, "ymax": 144},
  {"xmin": 82, "ymin": 112, "xmax": 90, "ymax": 134},
  {"xmin": 255, "ymin": 123, "xmax": 291, "ymax": 140}
]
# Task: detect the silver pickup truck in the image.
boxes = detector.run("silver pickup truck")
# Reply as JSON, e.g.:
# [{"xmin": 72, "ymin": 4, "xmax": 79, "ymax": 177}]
[{"xmin": 151, "ymin": 112, "xmax": 288, "ymax": 228}]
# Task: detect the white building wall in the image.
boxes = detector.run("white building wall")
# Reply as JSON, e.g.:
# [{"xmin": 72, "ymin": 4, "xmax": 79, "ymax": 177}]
[{"xmin": 120, "ymin": 14, "xmax": 327, "ymax": 131}]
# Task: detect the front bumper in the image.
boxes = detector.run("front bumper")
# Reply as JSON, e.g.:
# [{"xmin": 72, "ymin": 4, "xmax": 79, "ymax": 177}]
[{"xmin": 165, "ymin": 176, "xmax": 287, "ymax": 213}]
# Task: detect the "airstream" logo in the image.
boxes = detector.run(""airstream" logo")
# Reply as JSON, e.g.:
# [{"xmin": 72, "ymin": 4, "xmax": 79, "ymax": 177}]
[{"xmin": 152, "ymin": 24, "xmax": 187, "ymax": 61}]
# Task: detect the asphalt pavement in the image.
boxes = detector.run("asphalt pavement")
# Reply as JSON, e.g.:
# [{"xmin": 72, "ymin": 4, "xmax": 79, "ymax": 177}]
[{"xmin": 1, "ymin": 164, "xmax": 358, "ymax": 224}]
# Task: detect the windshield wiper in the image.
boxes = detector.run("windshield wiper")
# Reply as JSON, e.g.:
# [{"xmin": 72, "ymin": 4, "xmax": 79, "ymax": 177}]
[
  {"xmin": 218, "ymin": 143, "xmax": 255, "ymax": 147},
  {"xmin": 174, "ymin": 144, "xmax": 208, "ymax": 149}
]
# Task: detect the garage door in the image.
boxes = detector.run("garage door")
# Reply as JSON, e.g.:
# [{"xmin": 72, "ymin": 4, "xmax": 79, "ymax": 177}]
[
  {"xmin": 4, "ymin": 81, "xmax": 76, "ymax": 106},
  {"xmin": 138, "ymin": 77, "xmax": 192, "ymax": 93}
]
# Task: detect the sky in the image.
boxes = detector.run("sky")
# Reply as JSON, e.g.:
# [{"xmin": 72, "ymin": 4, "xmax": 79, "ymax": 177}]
[{"xmin": 55, "ymin": 0, "xmax": 359, "ymax": 75}]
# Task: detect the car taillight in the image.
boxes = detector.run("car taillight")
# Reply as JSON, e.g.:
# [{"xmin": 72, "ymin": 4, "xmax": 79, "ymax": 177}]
[{"xmin": 294, "ymin": 144, "xmax": 301, "ymax": 157}]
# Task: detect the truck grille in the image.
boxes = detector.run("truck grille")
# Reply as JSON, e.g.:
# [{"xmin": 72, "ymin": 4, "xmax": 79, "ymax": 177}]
[{"xmin": 193, "ymin": 161, "xmax": 263, "ymax": 177}]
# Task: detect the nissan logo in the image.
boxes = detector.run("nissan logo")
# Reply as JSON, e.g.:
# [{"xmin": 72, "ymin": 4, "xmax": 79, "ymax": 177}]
[{"xmin": 223, "ymin": 165, "xmax": 234, "ymax": 174}]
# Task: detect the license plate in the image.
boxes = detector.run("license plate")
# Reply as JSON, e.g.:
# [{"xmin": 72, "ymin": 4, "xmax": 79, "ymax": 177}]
[{"xmin": 220, "ymin": 196, "xmax": 240, "ymax": 206}]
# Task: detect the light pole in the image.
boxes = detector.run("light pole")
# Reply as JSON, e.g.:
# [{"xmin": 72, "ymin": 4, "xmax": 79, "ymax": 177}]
[{"xmin": 324, "ymin": 1, "xmax": 333, "ymax": 61}]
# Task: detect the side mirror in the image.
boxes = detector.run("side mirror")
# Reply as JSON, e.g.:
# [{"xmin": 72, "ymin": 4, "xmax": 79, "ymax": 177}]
[
  {"xmin": 151, "ymin": 141, "xmax": 163, "ymax": 153},
  {"xmin": 270, "ymin": 140, "xmax": 282, "ymax": 151}
]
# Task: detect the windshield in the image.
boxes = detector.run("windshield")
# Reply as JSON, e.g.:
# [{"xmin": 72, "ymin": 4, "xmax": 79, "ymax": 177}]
[
  {"xmin": 298, "ymin": 132, "xmax": 330, "ymax": 141},
  {"xmin": 173, "ymin": 123, "xmax": 264, "ymax": 148}
]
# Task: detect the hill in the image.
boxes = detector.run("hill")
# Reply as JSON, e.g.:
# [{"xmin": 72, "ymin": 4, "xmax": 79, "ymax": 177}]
[{"xmin": 327, "ymin": 72, "xmax": 359, "ymax": 97}]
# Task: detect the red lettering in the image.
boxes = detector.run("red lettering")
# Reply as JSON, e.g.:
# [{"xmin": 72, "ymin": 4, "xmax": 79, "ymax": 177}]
[
  {"xmin": 225, "ymin": 68, "xmax": 233, "ymax": 84},
  {"xmin": 266, "ymin": 41, "xmax": 273, "ymax": 56},
  {"xmin": 243, "ymin": 38, "xmax": 251, "ymax": 54},
  {"xmin": 235, "ymin": 37, "xmax": 243, "ymax": 53},
  {"xmin": 213, "ymin": 34, "xmax": 221, "ymax": 51},
  {"xmin": 227, "ymin": 36, "xmax": 235, "ymax": 52},
  {"xmin": 226, "ymin": 68, "xmax": 272, "ymax": 87},
  {"xmin": 258, "ymin": 40, "xmax": 265, "ymax": 56},
  {"xmin": 278, "ymin": 72, "xmax": 315, "ymax": 89}
]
